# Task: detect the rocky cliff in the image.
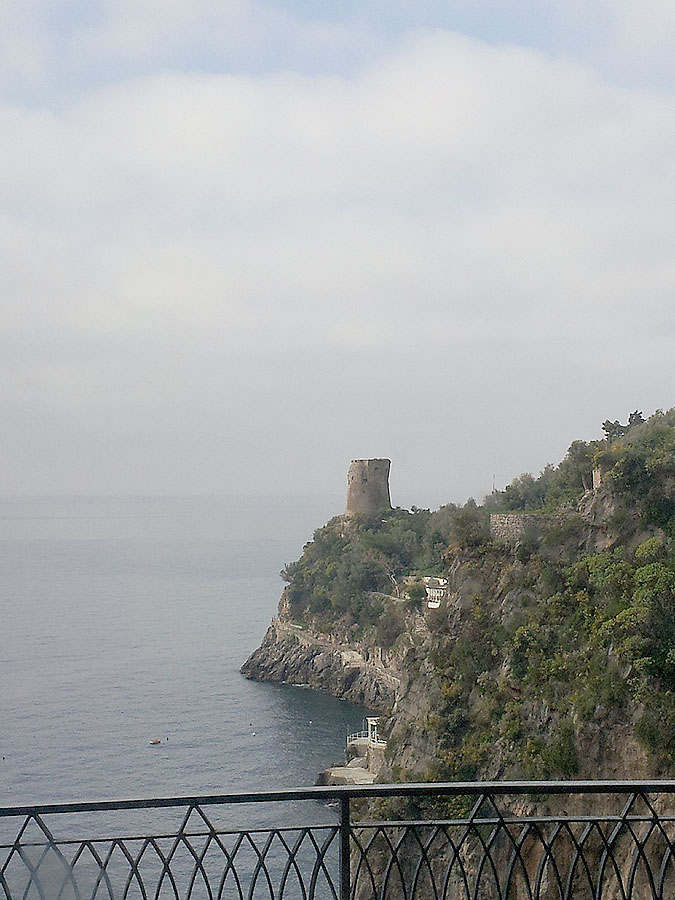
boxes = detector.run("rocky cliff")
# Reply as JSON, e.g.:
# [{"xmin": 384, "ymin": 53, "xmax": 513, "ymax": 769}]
[
  {"xmin": 241, "ymin": 605, "xmax": 439, "ymax": 778},
  {"xmin": 242, "ymin": 409, "xmax": 675, "ymax": 785},
  {"xmin": 241, "ymin": 617, "xmax": 399, "ymax": 710}
]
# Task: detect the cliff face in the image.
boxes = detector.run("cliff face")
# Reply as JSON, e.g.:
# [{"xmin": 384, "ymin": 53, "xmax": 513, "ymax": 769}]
[
  {"xmin": 241, "ymin": 604, "xmax": 440, "ymax": 777},
  {"xmin": 241, "ymin": 618, "xmax": 399, "ymax": 710}
]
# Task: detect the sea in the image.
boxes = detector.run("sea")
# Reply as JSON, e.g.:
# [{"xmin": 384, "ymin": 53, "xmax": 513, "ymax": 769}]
[{"xmin": 0, "ymin": 494, "xmax": 373, "ymax": 808}]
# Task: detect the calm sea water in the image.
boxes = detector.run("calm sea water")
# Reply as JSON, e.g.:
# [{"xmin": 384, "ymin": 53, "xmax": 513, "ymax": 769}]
[{"xmin": 0, "ymin": 495, "xmax": 370, "ymax": 807}]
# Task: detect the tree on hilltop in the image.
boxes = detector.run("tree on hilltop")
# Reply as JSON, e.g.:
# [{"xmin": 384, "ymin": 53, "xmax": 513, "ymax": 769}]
[{"xmin": 602, "ymin": 410, "xmax": 644, "ymax": 441}]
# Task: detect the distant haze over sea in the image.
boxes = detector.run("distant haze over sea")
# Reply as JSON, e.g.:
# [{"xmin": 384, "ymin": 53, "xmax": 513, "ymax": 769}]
[{"xmin": 0, "ymin": 495, "xmax": 370, "ymax": 805}]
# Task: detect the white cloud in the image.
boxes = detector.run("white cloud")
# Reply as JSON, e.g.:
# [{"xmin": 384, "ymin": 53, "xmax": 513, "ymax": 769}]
[
  {"xmin": 2, "ymin": 32, "xmax": 673, "ymax": 347},
  {"xmin": 1, "ymin": 25, "xmax": 674, "ymax": 494}
]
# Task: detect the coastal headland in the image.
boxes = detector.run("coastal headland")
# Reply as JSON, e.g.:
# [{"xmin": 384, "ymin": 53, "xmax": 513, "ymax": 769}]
[{"xmin": 242, "ymin": 413, "xmax": 675, "ymax": 787}]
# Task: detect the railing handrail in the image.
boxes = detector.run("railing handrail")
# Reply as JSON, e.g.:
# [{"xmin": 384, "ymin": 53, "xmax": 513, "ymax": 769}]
[
  {"xmin": 6, "ymin": 781, "xmax": 675, "ymax": 900},
  {"xmin": 5, "ymin": 780, "xmax": 675, "ymax": 818}
]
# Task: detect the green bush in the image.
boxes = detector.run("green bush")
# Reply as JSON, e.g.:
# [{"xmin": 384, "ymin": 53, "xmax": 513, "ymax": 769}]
[
  {"xmin": 376, "ymin": 605, "xmax": 406, "ymax": 648},
  {"xmin": 540, "ymin": 721, "xmax": 579, "ymax": 776}
]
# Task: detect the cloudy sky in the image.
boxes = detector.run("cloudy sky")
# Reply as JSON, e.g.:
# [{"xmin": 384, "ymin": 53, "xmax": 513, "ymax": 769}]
[{"xmin": 2, "ymin": 1, "xmax": 674, "ymax": 508}]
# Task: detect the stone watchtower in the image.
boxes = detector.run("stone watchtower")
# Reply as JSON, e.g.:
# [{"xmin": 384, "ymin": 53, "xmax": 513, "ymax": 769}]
[{"xmin": 345, "ymin": 459, "xmax": 392, "ymax": 517}]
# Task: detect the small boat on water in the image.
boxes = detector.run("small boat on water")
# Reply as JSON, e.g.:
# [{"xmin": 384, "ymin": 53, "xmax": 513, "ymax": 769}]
[{"xmin": 149, "ymin": 739, "xmax": 161, "ymax": 745}]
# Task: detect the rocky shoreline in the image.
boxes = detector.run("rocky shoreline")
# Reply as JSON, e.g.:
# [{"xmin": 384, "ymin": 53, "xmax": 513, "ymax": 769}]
[{"xmin": 240, "ymin": 618, "xmax": 398, "ymax": 710}]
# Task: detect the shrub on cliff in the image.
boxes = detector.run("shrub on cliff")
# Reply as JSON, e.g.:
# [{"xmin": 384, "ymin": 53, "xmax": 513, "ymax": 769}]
[{"xmin": 446, "ymin": 499, "xmax": 492, "ymax": 551}]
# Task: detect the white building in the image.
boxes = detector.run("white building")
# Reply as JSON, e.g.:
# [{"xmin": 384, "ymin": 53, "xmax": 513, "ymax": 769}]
[{"xmin": 424, "ymin": 577, "xmax": 448, "ymax": 609}]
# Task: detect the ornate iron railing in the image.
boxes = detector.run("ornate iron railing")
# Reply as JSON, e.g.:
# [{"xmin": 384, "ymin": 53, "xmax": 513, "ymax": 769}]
[{"xmin": 2, "ymin": 781, "xmax": 675, "ymax": 899}]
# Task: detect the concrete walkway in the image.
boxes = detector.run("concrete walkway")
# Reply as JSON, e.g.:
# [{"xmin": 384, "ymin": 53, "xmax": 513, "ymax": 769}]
[{"xmin": 316, "ymin": 765, "xmax": 376, "ymax": 786}]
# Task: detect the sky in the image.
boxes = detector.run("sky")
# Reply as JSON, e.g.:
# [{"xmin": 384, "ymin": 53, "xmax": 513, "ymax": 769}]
[{"xmin": 2, "ymin": 1, "xmax": 674, "ymax": 509}]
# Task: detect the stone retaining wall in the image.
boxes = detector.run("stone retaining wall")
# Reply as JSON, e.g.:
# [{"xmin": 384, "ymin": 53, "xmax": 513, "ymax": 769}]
[{"xmin": 490, "ymin": 512, "xmax": 567, "ymax": 544}]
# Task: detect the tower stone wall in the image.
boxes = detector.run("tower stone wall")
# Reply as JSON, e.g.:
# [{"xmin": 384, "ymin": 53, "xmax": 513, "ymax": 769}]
[{"xmin": 345, "ymin": 459, "xmax": 392, "ymax": 517}]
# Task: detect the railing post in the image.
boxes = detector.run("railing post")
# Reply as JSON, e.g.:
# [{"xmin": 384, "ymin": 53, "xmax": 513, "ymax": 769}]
[{"xmin": 339, "ymin": 793, "xmax": 351, "ymax": 900}]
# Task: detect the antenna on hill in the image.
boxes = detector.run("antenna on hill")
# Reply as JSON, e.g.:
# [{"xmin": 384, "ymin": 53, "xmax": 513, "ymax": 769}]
[{"xmin": 492, "ymin": 474, "xmax": 496, "ymax": 494}]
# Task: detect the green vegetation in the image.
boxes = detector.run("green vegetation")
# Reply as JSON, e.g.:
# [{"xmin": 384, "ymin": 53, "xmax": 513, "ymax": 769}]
[
  {"xmin": 282, "ymin": 407, "xmax": 675, "ymax": 779},
  {"xmin": 429, "ymin": 534, "xmax": 675, "ymax": 780},
  {"xmin": 489, "ymin": 439, "xmax": 597, "ymax": 512},
  {"xmin": 281, "ymin": 506, "xmax": 453, "ymax": 632},
  {"xmin": 492, "ymin": 408, "xmax": 675, "ymax": 520},
  {"xmin": 430, "ymin": 409, "xmax": 675, "ymax": 778},
  {"xmin": 280, "ymin": 499, "xmax": 495, "ymax": 634}
]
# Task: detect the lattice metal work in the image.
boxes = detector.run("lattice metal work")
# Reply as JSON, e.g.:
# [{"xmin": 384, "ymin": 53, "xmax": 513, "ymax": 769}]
[
  {"xmin": 2, "ymin": 782, "xmax": 675, "ymax": 899},
  {"xmin": 350, "ymin": 790, "xmax": 675, "ymax": 900}
]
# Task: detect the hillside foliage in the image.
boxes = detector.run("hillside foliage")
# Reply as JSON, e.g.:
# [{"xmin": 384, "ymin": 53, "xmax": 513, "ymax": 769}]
[
  {"xmin": 282, "ymin": 506, "xmax": 450, "ymax": 639},
  {"xmin": 281, "ymin": 408, "xmax": 675, "ymax": 778},
  {"xmin": 492, "ymin": 408, "xmax": 675, "ymax": 526}
]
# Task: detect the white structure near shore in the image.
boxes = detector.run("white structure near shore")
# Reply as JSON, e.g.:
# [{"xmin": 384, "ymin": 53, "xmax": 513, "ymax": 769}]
[
  {"xmin": 346, "ymin": 716, "xmax": 386, "ymax": 749},
  {"xmin": 316, "ymin": 717, "xmax": 386, "ymax": 786}
]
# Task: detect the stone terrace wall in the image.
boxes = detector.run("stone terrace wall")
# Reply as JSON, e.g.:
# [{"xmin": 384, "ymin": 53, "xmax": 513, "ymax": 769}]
[{"xmin": 490, "ymin": 512, "xmax": 568, "ymax": 544}]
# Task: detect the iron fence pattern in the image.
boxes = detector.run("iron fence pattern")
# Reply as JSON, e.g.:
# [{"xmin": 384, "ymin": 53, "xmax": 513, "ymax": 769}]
[{"xmin": 2, "ymin": 782, "xmax": 675, "ymax": 899}]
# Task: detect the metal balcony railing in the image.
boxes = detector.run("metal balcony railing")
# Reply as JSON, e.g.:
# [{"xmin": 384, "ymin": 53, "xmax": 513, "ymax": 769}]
[{"xmin": 3, "ymin": 781, "xmax": 675, "ymax": 899}]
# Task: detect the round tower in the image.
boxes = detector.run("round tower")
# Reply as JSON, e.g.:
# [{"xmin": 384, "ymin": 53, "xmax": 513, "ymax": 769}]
[{"xmin": 345, "ymin": 459, "xmax": 392, "ymax": 517}]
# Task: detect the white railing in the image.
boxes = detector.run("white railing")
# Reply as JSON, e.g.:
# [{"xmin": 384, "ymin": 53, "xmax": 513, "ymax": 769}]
[{"xmin": 346, "ymin": 730, "xmax": 386, "ymax": 746}]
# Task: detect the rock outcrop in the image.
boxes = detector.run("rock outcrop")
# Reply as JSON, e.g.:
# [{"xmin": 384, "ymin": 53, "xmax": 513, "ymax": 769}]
[{"xmin": 241, "ymin": 619, "xmax": 399, "ymax": 710}]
